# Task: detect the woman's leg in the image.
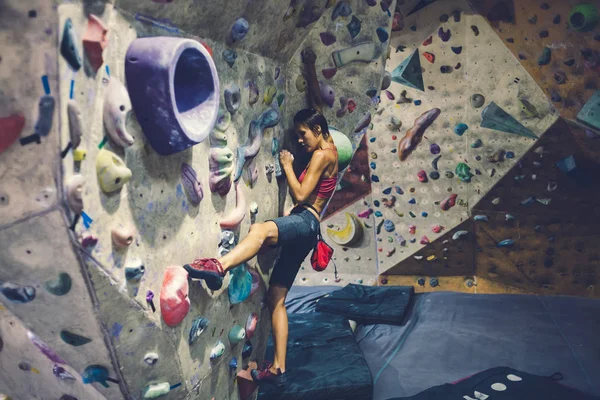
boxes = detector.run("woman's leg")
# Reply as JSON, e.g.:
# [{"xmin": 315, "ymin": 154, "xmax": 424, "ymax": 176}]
[
  {"xmin": 218, "ymin": 221, "xmax": 279, "ymax": 271},
  {"xmin": 267, "ymin": 284, "xmax": 289, "ymax": 373}
]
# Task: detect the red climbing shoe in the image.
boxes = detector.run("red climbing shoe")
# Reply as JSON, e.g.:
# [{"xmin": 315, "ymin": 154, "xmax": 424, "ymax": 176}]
[
  {"xmin": 183, "ymin": 258, "xmax": 225, "ymax": 290},
  {"xmin": 251, "ymin": 363, "xmax": 287, "ymax": 387}
]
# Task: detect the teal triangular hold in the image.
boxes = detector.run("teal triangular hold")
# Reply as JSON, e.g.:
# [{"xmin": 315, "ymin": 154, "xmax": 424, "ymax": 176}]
[
  {"xmin": 577, "ymin": 90, "xmax": 600, "ymax": 130},
  {"xmin": 480, "ymin": 102, "xmax": 539, "ymax": 139},
  {"xmin": 228, "ymin": 264, "xmax": 252, "ymax": 305},
  {"xmin": 391, "ymin": 49, "xmax": 424, "ymax": 92}
]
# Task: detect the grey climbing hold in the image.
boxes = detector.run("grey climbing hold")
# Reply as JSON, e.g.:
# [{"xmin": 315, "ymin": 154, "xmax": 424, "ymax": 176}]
[
  {"xmin": 481, "ymin": 102, "xmax": 539, "ymax": 139},
  {"xmin": 537, "ymin": 47, "xmax": 551, "ymax": 66},
  {"xmin": 381, "ymin": 71, "xmax": 392, "ymax": 90},
  {"xmin": 391, "ymin": 49, "xmax": 425, "ymax": 91},
  {"xmin": 471, "ymin": 94, "xmax": 485, "ymax": 108},
  {"xmin": 34, "ymin": 96, "xmax": 55, "ymax": 137},
  {"xmin": 452, "ymin": 230, "xmax": 468, "ymax": 240},
  {"xmin": 144, "ymin": 352, "xmax": 159, "ymax": 365},
  {"xmin": 224, "ymin": 85, "xmax": 241, "ymax": 114},
  {"xmin": 125, "ymin": 265, "xmax": 145, "ymax": 281}
]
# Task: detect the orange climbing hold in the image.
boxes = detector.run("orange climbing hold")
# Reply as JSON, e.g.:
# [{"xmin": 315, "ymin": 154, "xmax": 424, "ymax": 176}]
[
  {"xmin": 422, "ymin": 36, "xmax": 433, "ymax": 46},
  {"xmin": 423, "ymin": 52, "xmax": 435, "ymax": 64},
  {"xmin": 82, "ymin": 14, "xmax": 108, "ymax": 73},
  {"xmin": 0, "ymin": 113, "xmax": 25, "ymax": 154}
]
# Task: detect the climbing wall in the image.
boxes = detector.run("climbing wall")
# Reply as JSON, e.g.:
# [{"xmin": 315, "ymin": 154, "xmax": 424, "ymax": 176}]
[
  {"xmin": 370, "ymin": 0, "xmax": 558, "ymax": 274},
  {"xmin": 377, "ymin": 0, "xmax": 600, "ymax": 298},
  {"xmin": 284, "ymin": 0, "xmax": 397, "ymax": 287}
]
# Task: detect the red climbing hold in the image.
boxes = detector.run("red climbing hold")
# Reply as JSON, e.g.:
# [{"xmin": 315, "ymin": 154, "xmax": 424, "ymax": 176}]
[
  {"xmin": 391, "ymin": 135, "xmax": 397, "ymax": 140},
  {"xmin": 440, "ymin": 193, "xmax": 458, "ymax": 211},
  {"xmin": 417, "ymin": 170, "xmax": 428, "ymax": 182},
  {"xmin": 422, "ymin": 36, "xmax": 433, "ymax": 46},
  {"xmin": 423, "ymin": 52, "xmax": 435, "ymax": 64},
  {"xmin": 160, "ymin": 266, "xmax": 190, "ymax": 327},
  {"xmin": 347, "ymin": 99, "xmax": 356, "ymax": 113},
  {"xmin": 0, "ymin": 113, "xmax": 25, "ymax": 154},
  {"xmin": 420, "ymin": 236, "xmax": 430, "ymax": 245}
]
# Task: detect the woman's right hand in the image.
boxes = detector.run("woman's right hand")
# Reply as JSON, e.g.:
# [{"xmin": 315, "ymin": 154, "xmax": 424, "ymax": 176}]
[{"xmin": 301, "ymin": 48, "xmax": 317, "ymax": 64}]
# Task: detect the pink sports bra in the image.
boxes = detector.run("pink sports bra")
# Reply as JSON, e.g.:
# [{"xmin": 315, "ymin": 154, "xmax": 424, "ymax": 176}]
[{"xmin": 298, "ymin": 147, "xmax": 338, "ymax": 199}]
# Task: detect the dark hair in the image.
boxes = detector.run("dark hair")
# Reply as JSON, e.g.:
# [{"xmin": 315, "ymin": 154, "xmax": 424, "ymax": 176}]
[{"xmin": 293, "ymin": 109, "xmax": 330, "ymax": 138}]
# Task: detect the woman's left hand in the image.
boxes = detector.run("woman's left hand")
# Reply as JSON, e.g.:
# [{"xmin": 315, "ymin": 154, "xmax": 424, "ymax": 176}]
[{"xmin": 280, "ymin": 150, "xmax": 294, "ymax": 167}]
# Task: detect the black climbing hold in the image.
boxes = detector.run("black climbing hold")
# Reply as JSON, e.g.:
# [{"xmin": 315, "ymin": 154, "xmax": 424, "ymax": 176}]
[
  {"xmin": 564, "ymin": 58, "xmax": 575, "ymax": 67},
  {"xmin": 20, "ymin": 134, "xmax": 41, "ymax": 146},
  {"xmin": 410, "ymin": 25, "xmax": 416, "ymax": 31},
  {"xmin": 550, "ymin": 90, "xmax": 562, "ymax": 103},
  {"xmin": 540, "ymin": 3, "xmax": 549, "ymax": 10},
  {"xmin": 539, "ymin": 30, "xmax": 549, "ymax": 38},
  {"xmin": 518, "ymin": 54, "xmax": 527, "ymax": 60},
  {"xmin": 440, "ymin": 14, "xmax": 449, "ymax": 22},
  {"xmin": 554, "ymin": 71, "xmax": 567, "ymax": 84},
  {"xmin": 417, "ymin": 278, "xmax": 425, "ymax": 286},
  {"xmin": 347, "ymin": 15, "xmax": 362, "ymax": 39},
  {"xmin": 471, "ymin": 25, "xmax": 479, "ymax": 36},
  {"xmin": 528, "ymin": 15, "xmax": 538, "ymax": 25},
  {"xmin": 487, "ymin": 1, "xmax": 514, "ymax": 22},
  {"xmin": 553, "ymin": 14, "xmax": 561, "ymax": 24},
  {"xmin": 537, "ymin": 47, "xmax": 551, "ymax": 65},
  {"xmin": 455, "ymin": 62, "xmax": 461, "ymax": 69},
  {"xmin": 429, "ymin": 277, "xmax": 439, "ymax": 287},
  {"xmin": 376, "ymin": 27, "xmax": 389, "ymax": 43},
  {"xmin": 28, "ymin": 9, "xmax": 37, "ymax": 18},
  {"xmin": 451, "ymin": 46, "xmax": 463, "ymax": 54},
  {"xmin": 452, "ymin": 10, "xmax": 461, "ymax": 22},
  {"xmin": 506, "ymin": 37, "xmax": 514, "ymax": 43},
  {"xmin": 440, "ymin": 65, "xmax": 452, "ymax": 73},
  {"xmin": 430, "ymin": 171, "xmax": 440, "ymax": 180},
  {"xmin": 544, "ymin": 258, "xmax": 553, "ymax": 268},
  {"xmin": 427, "ymin": 86, "xmax": 435, "ymax": 90}
]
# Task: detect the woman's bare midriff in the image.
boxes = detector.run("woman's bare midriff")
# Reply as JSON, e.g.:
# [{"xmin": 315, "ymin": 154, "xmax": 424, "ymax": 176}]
[{"xmin": 299, "ymin": 194, "xmax": 328, "ymax": 221}]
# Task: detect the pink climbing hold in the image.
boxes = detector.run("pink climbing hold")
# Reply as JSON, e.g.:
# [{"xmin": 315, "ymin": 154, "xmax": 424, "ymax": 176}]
[
  {"xmin": 420, "ymin": 236, "xmax": 430, "ymax": 245},
  {"xmin": 432, "ymin": 225, "xmax": 445, "ymax": 233},
  {"xmin": 347, "ymin": 98, "xmax": 356, "ymax": 113},
  {"xmin": 440, "ymin": 193, "xmax": 458, "ymax": 211},
  {"xmin": 417, "ymin": 170, "xmax": 428, "ymax": 183},
  {"xmin": 358, "ymin": 208, "xmax": 373, "ymax": 218},
  {"xmin": 82, "ymin": 14, "xmax": 108, "ymax": 73},
  {"xmin": 0, "ymin": 113, "xmax": 25, "ymax": 154},
  {"xmin": 408, "ymin": 225, "xmax": 416, "ymax": 234},
  {"xmin": 245, "ymin": 312, "xmax": 258, "ymax": 340},
  {"xmin": 160, "ymin": 266, "xmax": 190, "ymax": 327},
  {"xmin": 219, "ymin": 181, "xmax": 246, "ymax": 229}
]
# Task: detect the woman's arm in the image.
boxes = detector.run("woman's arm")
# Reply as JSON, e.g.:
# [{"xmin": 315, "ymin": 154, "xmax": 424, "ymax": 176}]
[
  {"xmin": 281, "ymin": 149, "xmax": 328, "ymax": 203},
  {"xmin": 301, "ymin": 48, "xmax": 324, "ymax": 114}
]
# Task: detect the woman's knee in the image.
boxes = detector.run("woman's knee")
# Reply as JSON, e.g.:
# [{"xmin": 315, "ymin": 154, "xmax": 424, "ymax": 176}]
[{"xmin": 267, "ymin": 285, "xmax": 287, "ymax": 311}]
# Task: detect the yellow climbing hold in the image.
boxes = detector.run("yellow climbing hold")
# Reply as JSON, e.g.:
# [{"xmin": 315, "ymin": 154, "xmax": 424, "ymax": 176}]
[
  {"xmin": 263, "ymin": 86, "xmax": 277, "ymax": 105},
  {"xmin": 326, "ymin": 213, "xmax": 364, "ymax": 246},
  {"xmin": 73, "ymin": 148, "xmax": 87, "ymax": 161},
  {"xmin": 427, "ymin": 255, "xmax": 437, "ymax": 261}
]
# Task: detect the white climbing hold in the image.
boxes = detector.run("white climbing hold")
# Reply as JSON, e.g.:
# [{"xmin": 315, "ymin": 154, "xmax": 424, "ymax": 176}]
[{"xmin": 143, "ymin": 352, "xmax": 159, "ymax": 365}]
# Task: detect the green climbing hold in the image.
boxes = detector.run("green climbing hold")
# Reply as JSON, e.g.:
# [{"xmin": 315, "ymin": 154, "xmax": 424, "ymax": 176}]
[
  {"xmin": 330, "ymin": 128, "xmax": 353, "ymax": 170},
  {"xmin": 455, "ymin": 163, "xmax": 473, "ymax": 182},
  {"xmin": 569, "ymin": 4, "xmax": 598, "ymax": 32},
  {"xmin": 44, "ymin": 273, "xmax": 72, "ymax": 296},
  {"xmin": 391, "ymin": 49, "xmax": 425, "ymax": 91},
  {"xmin": 481, "ymin": 102, "xmax": 539, "ymax": 139},
  {"xmin": 537, "ymin": 47, "xmax": 551, "ymax": 66}
]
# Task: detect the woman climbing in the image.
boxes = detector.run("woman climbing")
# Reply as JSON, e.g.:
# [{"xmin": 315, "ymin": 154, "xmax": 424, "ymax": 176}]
[{"xmin": 183, "ymin": 47, "xmax": 338, "ymax": 387}]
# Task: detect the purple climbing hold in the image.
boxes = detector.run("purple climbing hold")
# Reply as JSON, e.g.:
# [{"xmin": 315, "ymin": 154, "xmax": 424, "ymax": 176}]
[
  {"xmin": 380, "ymin": 0, "xmax": 392, "ymax": 12},
  {"xmin": 438, "ymin": 27, "xmax": 451, "ymax": 42},
  {"xmin": 320, "ymin": 32, "xmax": 337, "ymax": 46},
  {"xmin": 53, "ymin": 364, "xmax": 76, "ymax": 381},
  {"xmin": 319, "ymin": 82, "xmax": 335, "ymax": 108},
  {"xmin": 180, "ymin": 163, "xmax": 203, "ymax": 206},
  {"xmin": 125, "ymin": 37, "xmax": 220, "ymax": 155},
  {"xmin": 430, "ymin": 143, "xmax": 441, "ymax": 154},
  {"xmin": 366, "ymin": 0, "xmax": 377, "ymax": 5},
  {"xmin": 322, "ymin": 67, "xmax": 337, "ymax": 79},
  {"xmin": 28, "ymin": 331, "xmax": 66, "ymax": 364}
]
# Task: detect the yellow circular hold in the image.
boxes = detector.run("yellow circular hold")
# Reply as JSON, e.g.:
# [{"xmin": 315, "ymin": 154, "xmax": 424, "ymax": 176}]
[{"xmin": 326, "ymin": 213, "xmax": 364, "ymax": 247}]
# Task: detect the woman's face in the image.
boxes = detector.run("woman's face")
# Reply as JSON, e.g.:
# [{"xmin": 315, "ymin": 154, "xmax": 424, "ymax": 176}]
[{"xmin": 295, "ymin": 123, "xmax": 320, "ymax": 152}]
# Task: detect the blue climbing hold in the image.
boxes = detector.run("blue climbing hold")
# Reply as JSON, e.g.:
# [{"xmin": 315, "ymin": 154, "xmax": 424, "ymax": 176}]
[
  {"xmin": 228, "ymin": 264, "xmax": 252, "ymax": 305},
  {"xmin": 60, "ymin": 331, "xmax": 92, "ymax": 347},
  {"xmin": 474, "ymin": 215, "xmax": 489, "ymax": 221},
  {"xmin": 506, "ymin": 151, "xmax": 515, "ymax": 159},
  {"xmin": 414, "ymin": 100, "xmax": 422, "ymax": 106},
  {"xmin": 371, "ymin": 175, "xmax": 380, "ymax": 182},
  {"xmin": 520, "ymin": 196, "xmax": 536, "ymax": 206},
  {"xmin": 271, "ymin": 138, "xmax": 279, "ymax": 156},
  {"xmin": 374, "ymin": 211, "xmax": 383, "ymax": 217},
  {"xmin": 229, "ymin": 357, "xmax": 238, "ymax": 370},
  {"xmin": 222, "ymin": 49, "xmax": 237, "ymax": 68},
  {"xmin": 373, "ymin": 200, "xmax": 380, "ymax": 207},
  {"xmin": 125, "ymin": 265, "xmax": 145, "ymax": 281},
  {"xmin": 82, "ymin": 365, "xmax": 116, "ymax": 388},
  {"xmin": 81, "ymin": 211, "xmax": 93, "ymax": 228},
  {"xmin": 231, "ymin": 18, "xmax": 249, "ymax": 41},
  {"xmin": 383, "ymin": 187, "xmax": 392, "ymax": 195},
  {"xmin": 242, "ymin": 340, "xmax": 253, "ymax": 358},
  {"xmin": 332, "ymin": 1, "xmax": 352, "ymax": 20},
  {"xmin": 421, "ymin": 212, "xmax": 428, "ymax": 217},
  {"xmin": 347, "ymin": 16, "xmax": 362, "ymax": 38},
  {"xmin": 395, "ymin": 186, "xmax": 404, "ymax": 195},
  {"xmin": 376, "ymin": 27, "xmax": 389, "ymax": 42},
  {"xmin": 384, "ymin": 220, "xmax": 395, "ymax": 232},
  {"xmin": 34, "ymin": 96, "xmax": 55, "ymax": 137},
  {"xmin": 0, "ymin": 282, "xmax": 36, "ymax": 304},
  {"xmin": 497, "ymin": 239, "xmax": 515, "ymax": 247},
  {"xmin": 369, "ymin": 137, "xmax": 376, "ymax": 142},
  {"xmin": 408, "ymin": 198, "xmax": 416, "ymax": 204},
  {"xmin": 60, "ymin": 18, "xmax": 82, "ymax": 71},
  {"xmin": 370, "ymin": 162, "xmax": 376, "ymax": 169},
  {"xmin": 391, "ymin": 148, "xmax": 397, "ymax": 153},
  {"xmin": 189, "ymin": 316, "xmax": 209, "ymax": 345},
  {"xmin": 44, "ymin": 273, "xmax": 72, "ymax": 296},
  {"xmin": 417, "ymin": 277, "xmax": 426, "ymax": 286},
  {"xmin": 556, "ymin": 155, "xmax": 576, "ymax": 173},
  {"xmin": 454, "ymin": 123, "xmax": 469, "ymax": 136}
]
